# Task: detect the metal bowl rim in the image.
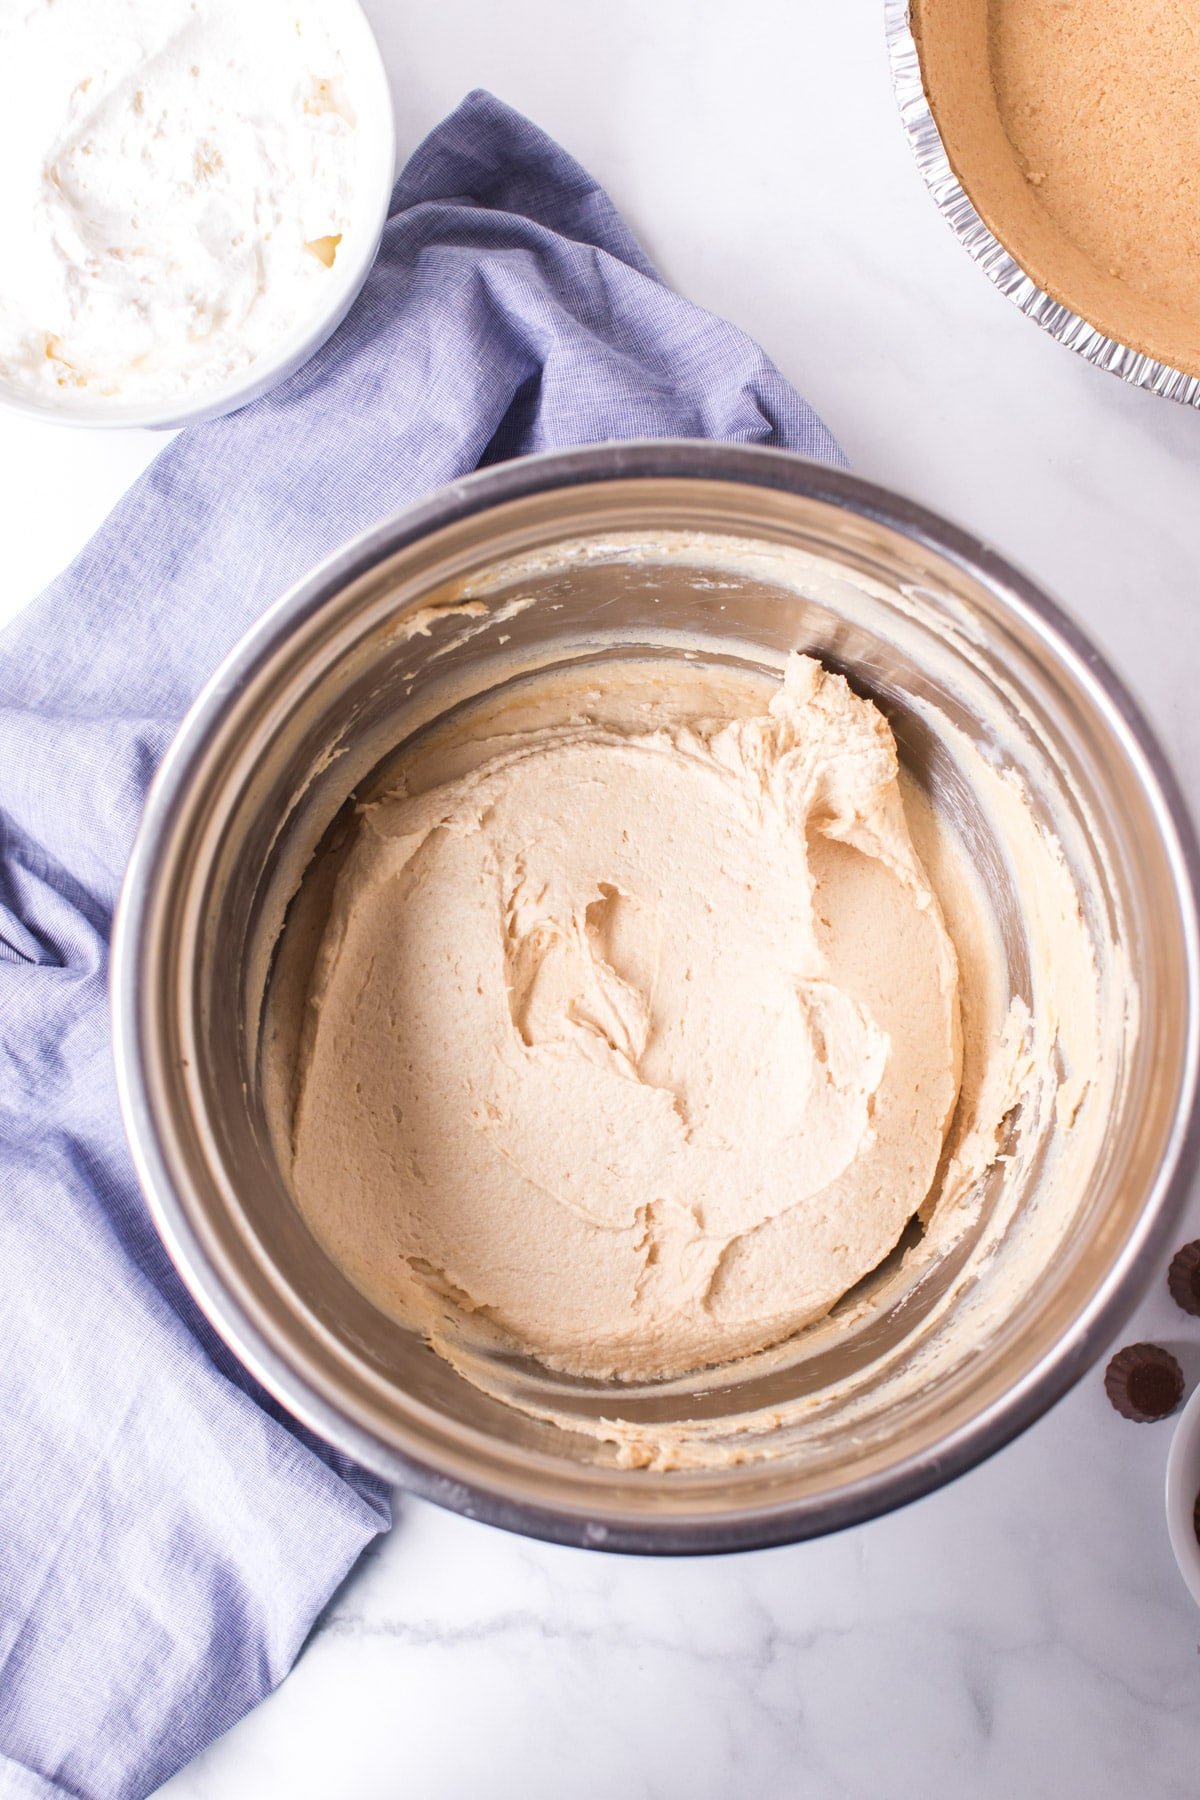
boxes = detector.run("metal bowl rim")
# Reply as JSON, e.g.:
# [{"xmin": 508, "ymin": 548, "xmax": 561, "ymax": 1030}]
[{"xmin": 111, "ymin": 439, "xmax": 1200, "ymax": 1553}]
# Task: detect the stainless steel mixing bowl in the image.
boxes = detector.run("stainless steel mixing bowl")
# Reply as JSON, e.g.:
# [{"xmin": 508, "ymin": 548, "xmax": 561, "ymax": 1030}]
[{"xmin": 111, "ymin": 442, "xmax": 1200, "ymax": 1553}]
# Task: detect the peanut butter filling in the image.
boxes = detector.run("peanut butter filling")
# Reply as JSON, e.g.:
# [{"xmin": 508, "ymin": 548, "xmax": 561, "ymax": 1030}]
[{"xmin": 280, "ymin": 656, "xmax": 966, "ymax": 1385}]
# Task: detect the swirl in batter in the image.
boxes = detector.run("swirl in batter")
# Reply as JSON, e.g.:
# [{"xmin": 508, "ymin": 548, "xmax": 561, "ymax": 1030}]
[{"xmin": 284, "ymin": 655, "xmax": 964, "ymax": 1382}]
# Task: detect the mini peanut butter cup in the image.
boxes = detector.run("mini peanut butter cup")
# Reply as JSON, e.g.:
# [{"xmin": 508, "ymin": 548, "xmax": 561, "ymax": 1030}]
[
  {"xmin": 1103, "ymin": 1343, "xmax": 1183, "ymax": 1422},
  {"xmin": 1167, "ymin": 1241, "xmax": 1200, "ymax": 1317}
]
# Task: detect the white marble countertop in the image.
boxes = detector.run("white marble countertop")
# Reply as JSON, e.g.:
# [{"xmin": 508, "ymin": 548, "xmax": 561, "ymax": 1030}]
[{"xmin": 5, "ymin": 3, "xmax": 1199, "ymax": 1795}]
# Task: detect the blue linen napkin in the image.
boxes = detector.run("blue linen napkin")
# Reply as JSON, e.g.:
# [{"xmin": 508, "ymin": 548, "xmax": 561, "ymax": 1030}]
[{"xmin": 0, "ymin": 90, "xmax": 840, "ymax": 1800}]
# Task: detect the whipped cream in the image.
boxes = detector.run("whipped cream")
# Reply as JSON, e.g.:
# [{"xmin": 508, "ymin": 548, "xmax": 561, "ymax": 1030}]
[{"xmin": 0, "ymin": 0, "xmax": 362, "ymax": 403}]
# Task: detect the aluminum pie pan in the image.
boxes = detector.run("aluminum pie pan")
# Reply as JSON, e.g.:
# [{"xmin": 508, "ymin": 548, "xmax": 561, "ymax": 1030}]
[{"xmin": 884, "ymin": 0, "xmax": 1200, "ymax": 410}]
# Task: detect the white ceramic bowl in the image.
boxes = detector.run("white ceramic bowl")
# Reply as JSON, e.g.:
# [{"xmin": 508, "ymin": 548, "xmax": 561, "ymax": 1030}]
[
  {"xmin": 1166, "ymin": 1380, "xmax": 1200, "ymax": 1605},
  {"xmin": 0, "ymin": 1, "xmax": 395, "ymax": 433}
]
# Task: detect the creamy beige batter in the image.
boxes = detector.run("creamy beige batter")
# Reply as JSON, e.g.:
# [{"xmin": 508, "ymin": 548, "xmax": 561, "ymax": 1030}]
[
  {"xmin": 914, "ymin": 0, "xmax": 1200, "ymax": 376},
  {"xmin": 281, "ymin": 655, "xmax": 966, "ymax": 1383},
  {"xmin": 257, "ymin": 526, "xmax": 1121, "ymax": 1472}
]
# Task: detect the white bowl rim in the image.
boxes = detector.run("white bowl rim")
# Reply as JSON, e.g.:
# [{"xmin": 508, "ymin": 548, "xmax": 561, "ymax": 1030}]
[
  {"xmin": 1165, "ymin": 1378, "xmax": 1200, "ymax": 1606},
  {"xmin": 0, "ymin": 0, "xmax": 396, "ymax": 433}
]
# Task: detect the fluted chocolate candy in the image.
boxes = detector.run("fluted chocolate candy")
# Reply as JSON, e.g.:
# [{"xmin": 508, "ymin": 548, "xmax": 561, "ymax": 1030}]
[
  {"xmin": 1103, "ymin": 1343, "xmax": 1183, "ymax": 1422},
  {"xmin": 1168, "ymin": 1241, "xmax": 1200, "ymax": 1317}
]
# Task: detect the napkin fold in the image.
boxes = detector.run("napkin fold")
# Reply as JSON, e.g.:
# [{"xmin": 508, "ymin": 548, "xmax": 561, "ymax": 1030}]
[{"xmin": 0, "ymin": 91, "xmax": 839, "ymax": 1800}]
